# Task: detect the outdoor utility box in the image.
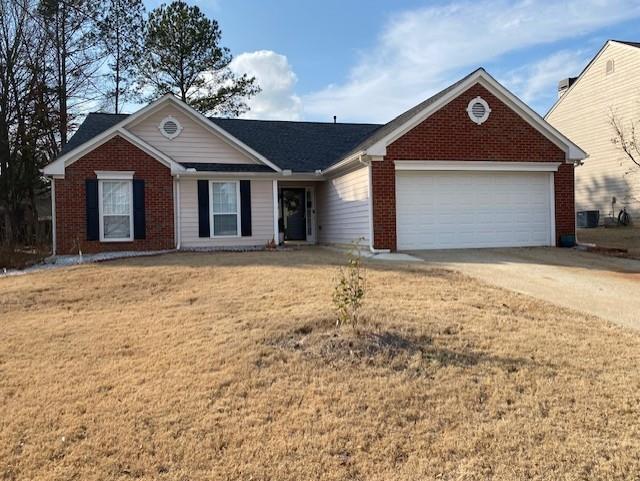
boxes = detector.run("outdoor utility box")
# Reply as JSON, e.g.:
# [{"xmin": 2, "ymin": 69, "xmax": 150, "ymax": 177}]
[{"xmin": 576, "ymin": 210, "xmax": 599, "ymax": 228}]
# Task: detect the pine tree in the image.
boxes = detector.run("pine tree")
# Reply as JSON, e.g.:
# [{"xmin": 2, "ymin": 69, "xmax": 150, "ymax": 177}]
[
  {"xmin": 97, "ymin": 0, "xmax": 145, "ymax": 113},
  {"xmin": 139, "ymin": 1, "xmax": 259, "ymax": 116}
]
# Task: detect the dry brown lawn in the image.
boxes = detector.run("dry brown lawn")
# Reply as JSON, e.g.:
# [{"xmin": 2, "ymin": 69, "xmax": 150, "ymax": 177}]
[
  {"xmin": 578, "ymin": 226, "xmax": 640, "ymax": 259},
  {"xmin": 1, "ymin": 248, "xmax": 640, "ymax": 480}
]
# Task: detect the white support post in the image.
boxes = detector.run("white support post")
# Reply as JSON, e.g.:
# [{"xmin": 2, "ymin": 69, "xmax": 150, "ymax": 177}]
[{"xmin": 272, "ymin": 179, "xmax": 279, "ymax": 243}]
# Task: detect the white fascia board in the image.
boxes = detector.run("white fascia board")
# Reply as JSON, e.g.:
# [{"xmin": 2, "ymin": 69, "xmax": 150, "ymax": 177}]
[
  {"xmin": 365, "ymin": 69, "xmax": 587, "ymax": 162},
  {"xmin": 321, "ymin": 151, "xmax": 366, "ymax": 175},
  {"xmin": 394, "ymin": 160, "xmax": 562, "ymax": 172}
]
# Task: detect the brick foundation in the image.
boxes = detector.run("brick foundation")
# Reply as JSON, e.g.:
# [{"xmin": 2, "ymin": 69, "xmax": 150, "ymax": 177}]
[
  {"xmin": 55, "ymin": 136, "xmax": 175, "ymax": 255},
  {"xmin": 371, "ymin": 83, "xmax": 574, "ymax": 251}
]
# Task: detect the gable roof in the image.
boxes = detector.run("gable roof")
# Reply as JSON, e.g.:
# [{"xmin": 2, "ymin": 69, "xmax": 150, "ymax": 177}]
[
  {"xmin": 60, "ymin": 113, "xmax": 128, "ymax": 156},
  {"xmin": 546, "ymin": 39, "xmax": 640, "ymax": 118},
  {"xmin": 46, "ymin": 67, "xmax": 586, "ymax": 177},
  {"xmin": 354, "ymin": 68, "xmax": 586, "ymax": 161},
  {"xmin": 54, "ymin": 112, "xmax": 381, "ymax": 173},
  {"xmin": 342, "ymin": 69, "xmax": 481, "ymax": 159}
]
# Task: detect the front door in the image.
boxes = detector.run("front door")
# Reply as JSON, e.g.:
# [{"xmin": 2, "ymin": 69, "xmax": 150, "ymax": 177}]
[{"xmin": 282, "ymin": 188, "xmax": 306, "ymax": 241}]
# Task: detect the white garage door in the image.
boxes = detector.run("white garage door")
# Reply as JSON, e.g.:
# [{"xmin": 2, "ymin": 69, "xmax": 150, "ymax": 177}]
[{"xmin": 396, "ymin": 171, "xmax": 554, "ymax": 250}]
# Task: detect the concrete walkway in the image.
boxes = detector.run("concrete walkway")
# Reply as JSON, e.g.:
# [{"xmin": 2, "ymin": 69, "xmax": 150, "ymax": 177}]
[{"xmin": 410, "ymin": 247, "xmax": 640, "ymax": 330}]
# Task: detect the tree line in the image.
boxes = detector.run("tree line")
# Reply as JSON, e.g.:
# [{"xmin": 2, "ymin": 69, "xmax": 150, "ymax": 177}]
[{"xmin": 0, "ymin": 0, "xmax": 260, "ymax": 246}]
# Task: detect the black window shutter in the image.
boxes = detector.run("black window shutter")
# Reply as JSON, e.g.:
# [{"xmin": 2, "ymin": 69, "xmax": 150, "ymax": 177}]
[
  {"xmin": 85, "ymin": 179, "xmax": 99, "ymax": 241},
  {"xmin": 133, "ymin": 179, "xmax": 145, "ymax": 240},
  {"xmin": 240, "ymin": 180, "xmax": 252, "ymax": 237},
  {"xmin": 197, "ymin": 180, "xmax": 210, "ymax": 237}
]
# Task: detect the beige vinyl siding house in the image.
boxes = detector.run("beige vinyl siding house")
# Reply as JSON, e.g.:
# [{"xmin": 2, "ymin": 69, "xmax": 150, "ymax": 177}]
[
  {"xmin": 316, "ymin": 166, "xmax": 370, "ymax": 245},
  {"xmin": 546, "ymin": 40, "xmax": 640, "ymax": 221}
]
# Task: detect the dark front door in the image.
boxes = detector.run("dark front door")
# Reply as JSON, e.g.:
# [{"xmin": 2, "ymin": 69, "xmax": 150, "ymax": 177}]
[{"xmin": 282, "ymin": 188, "xmax": 306, "ymax": 241}]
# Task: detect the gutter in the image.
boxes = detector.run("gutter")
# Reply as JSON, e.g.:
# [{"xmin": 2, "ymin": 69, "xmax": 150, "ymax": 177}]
[{"xmin": 175, "ymin": 175, "xmax": 181, "ymax": 250}]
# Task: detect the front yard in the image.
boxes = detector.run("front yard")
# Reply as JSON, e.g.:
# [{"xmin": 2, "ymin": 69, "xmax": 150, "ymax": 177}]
[
  {"xmin": 578, "ymin": 226, "xmax": 640, "ymax": 259},
  {"xmin": 2, "ymin": 249, "xmax": 640, "ymax": 480}
]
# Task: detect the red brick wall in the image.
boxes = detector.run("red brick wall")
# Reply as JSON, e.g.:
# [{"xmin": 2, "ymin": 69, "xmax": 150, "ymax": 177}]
[
  {"xmin": 371, "ymin": 82, "xmax": 574, "ymax": 250},
  {"xmin": 554, "ymin": 163, "xmax": 575, "ymax": 242},
  {"xmin": 55, "ymin": 136, "xmax": 175, "ymax": 254}
]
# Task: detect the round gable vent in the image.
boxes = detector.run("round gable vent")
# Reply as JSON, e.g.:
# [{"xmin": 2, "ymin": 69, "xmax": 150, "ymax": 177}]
[
  {"xmin": 159, "ymin": 116, "xmax": 182, "ymax": 139},
  {"xmin": 467, "ymin": 97, "xmax": 491, "ymax": 125}
]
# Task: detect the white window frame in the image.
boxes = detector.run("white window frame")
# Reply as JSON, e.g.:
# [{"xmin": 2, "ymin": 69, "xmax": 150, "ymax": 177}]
[
  {"xmin": 209, "ymin": 180, "xmax": 241, "ymax": 238},
  {"xmin": 96, "ymin": 171, "xmax": 135, "ymax": 242}
]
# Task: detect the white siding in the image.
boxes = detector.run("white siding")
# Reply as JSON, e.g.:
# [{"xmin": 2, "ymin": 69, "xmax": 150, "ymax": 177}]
[
  {"xmin": 128, "ymin": 105, "xmax": 257, "ymax": 165},
  {"xmin": 179, "ymin": 178, "xmax": 274, "ymax": 248},
  {"xmin": 316, "ymin": 166, "xmax": 370, "ymax": 245},
  {"xmin": 547, "ymin": 42, "xmax": 640, "ymax": 219}
]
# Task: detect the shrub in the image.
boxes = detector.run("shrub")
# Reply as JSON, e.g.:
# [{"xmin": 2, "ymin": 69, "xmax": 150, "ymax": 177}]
[{"xmin": 332, "ymin": 240, "xmax": 367, "ymax": 330}]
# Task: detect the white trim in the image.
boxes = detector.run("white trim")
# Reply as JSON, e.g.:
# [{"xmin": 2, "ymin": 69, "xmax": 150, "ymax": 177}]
[
  {"xmin": 51, "ymin": 179, "xmax": 56, "ymax": 256},
  {"xmin": 467, "ymin": 96, "xmax": 491, "ymax": 125},
  {"xmin": 549, "ymin": 173, "xmax": 556, "ymax": 247},
  {"xmin": 159, "ymin": 115, "xmax": 183, "ymax": 140},
  {"xmin": 322, "ymin": 151, "xmax": 365, "ymax": 175},
  {"xmin": 364, "ymin": 69, "xmax": 587, "ymax": 161},
  {"xmin": 272, "ymin": 180, "xmax": 279, "ymax": 242},
  {"xmin": 394, "ymin": 160, "xmax": 562, "ymax": 172},
  {"xmin": 175, "ymin": 176, "xmax": 182, "ymax": 250},
  {"xmin": 98, "ymin": 178, "xmax": 134, "ymax": 242},
  {"xmin": 95, "ymin": 170, "xmax": 134, "ymax": 180},
  {"xmin": 209, "ymin": 180, "xmax": 241, "ymax": 238}
]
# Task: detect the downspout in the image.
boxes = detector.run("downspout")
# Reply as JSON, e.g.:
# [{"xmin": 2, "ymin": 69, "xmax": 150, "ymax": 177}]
[
  {"xmin": 361, "ymin": 157, "xmax": 391, "ymax": 254},
  {"xmin": 50, "ymin": 177, "xmax": 57, "ymax": 256},
  {"xmin": 175, "ymin": 175, "xmax": 181, "ymax": 250}
]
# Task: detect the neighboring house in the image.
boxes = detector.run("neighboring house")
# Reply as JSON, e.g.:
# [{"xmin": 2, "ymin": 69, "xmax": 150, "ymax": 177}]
[
  {"xmin": 546, "ymin": 40, "xmax": 640, "ymax": 222},
  {"xmin": 43, "ymin": 68, "xmax": 585, "ymax": 255}
]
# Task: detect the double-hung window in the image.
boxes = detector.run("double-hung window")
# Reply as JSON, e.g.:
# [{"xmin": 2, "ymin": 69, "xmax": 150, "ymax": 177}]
[
  {"xmin": 210, "ymin": 181, "xmax": 240, "ymax": 237},
  {"xmin": 97, "ymin": 172, "xmax": 134, "ymax": 242}
]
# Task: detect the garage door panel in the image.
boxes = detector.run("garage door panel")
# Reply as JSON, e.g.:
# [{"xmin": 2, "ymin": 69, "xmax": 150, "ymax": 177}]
[{"xmin": 396, "ymin": 171, "xmax": 553, "ymax": 250}]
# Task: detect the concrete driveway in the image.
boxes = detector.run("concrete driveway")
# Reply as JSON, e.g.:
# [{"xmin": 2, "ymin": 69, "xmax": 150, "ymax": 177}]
[{"xmin": 409, "ymin": 247, "xmax": 640, "ymax": 330}]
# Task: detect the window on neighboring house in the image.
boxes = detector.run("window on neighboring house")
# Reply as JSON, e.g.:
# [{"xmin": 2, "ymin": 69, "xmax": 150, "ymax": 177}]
[
  {"xmin": 99, "ymin": 178, "xmax": 133, "ymax": 241},
  {"xmin": 606, "ymin": 59, "xmax": 615, "ymax": 75},
  {"xmin": 210, "ymin": 181, "xmax": 240, "ymax": 237}
]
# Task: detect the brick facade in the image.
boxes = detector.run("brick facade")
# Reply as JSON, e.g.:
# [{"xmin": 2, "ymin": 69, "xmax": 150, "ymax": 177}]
[
  {"xmin": 372, "ymin": 83, "xmax": 575, "ymax": 250},
  {"xmin": 55, "ymin": 136, "xmax": 175, "ymax": 254}
]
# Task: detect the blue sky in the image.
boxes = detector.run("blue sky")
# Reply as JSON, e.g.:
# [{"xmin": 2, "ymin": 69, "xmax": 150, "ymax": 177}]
[{"xmin": 143, "ymin": 0, "xmax": 640, "ymax": 122}]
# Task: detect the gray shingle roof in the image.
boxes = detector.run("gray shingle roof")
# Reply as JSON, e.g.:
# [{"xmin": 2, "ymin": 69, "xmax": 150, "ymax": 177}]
[
  {"xmin": 59, "ymin": 113, "xmax": 381, "ymax": 172},
  {"xmin": 60, "ymin": 113, "xmax": 128, "ymax": 155},
  {"xmin": 209, "ymin": 118, "xmax": 381, "ymax": 171}
]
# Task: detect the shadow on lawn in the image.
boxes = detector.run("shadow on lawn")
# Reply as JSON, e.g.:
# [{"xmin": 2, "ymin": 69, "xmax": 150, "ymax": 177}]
[{"xmin": 266, "ymin": 320, "xmax": 532, "ymax": 374}]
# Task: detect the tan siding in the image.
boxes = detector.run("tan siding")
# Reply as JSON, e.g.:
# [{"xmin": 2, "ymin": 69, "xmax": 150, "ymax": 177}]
[
  {"xmin": 547, "ymin": 42, "xmax": 640, "ymax": 218},
  {"xmin": 179, "ymin": 178, "xmax": 274, "ymax": 248},
  {"xmin": 128, "ymin": 105, "xmax": 256, "ymax": 165},
  {"xmin": 316, "ymin": 166, "xmax": 370, "ymax": 245}
]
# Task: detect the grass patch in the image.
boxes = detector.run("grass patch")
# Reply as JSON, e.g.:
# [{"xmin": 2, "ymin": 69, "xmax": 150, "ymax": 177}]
[{"xmin": 1, "ymin": 248, "xmax": 640, "ymax": 480}]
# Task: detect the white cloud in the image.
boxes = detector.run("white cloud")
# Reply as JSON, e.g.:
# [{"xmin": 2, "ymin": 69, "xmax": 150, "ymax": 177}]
[
  {"xmin": 230, "ymin": 50, "xmax": 303, "ymax": 120},
  {"xmin": 500, "ymin": 49, "xmax": 590, "ymax": 113},
  {"xmin": 303, "ymin": 0, "xmax": 640, "ymax": 122}
]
